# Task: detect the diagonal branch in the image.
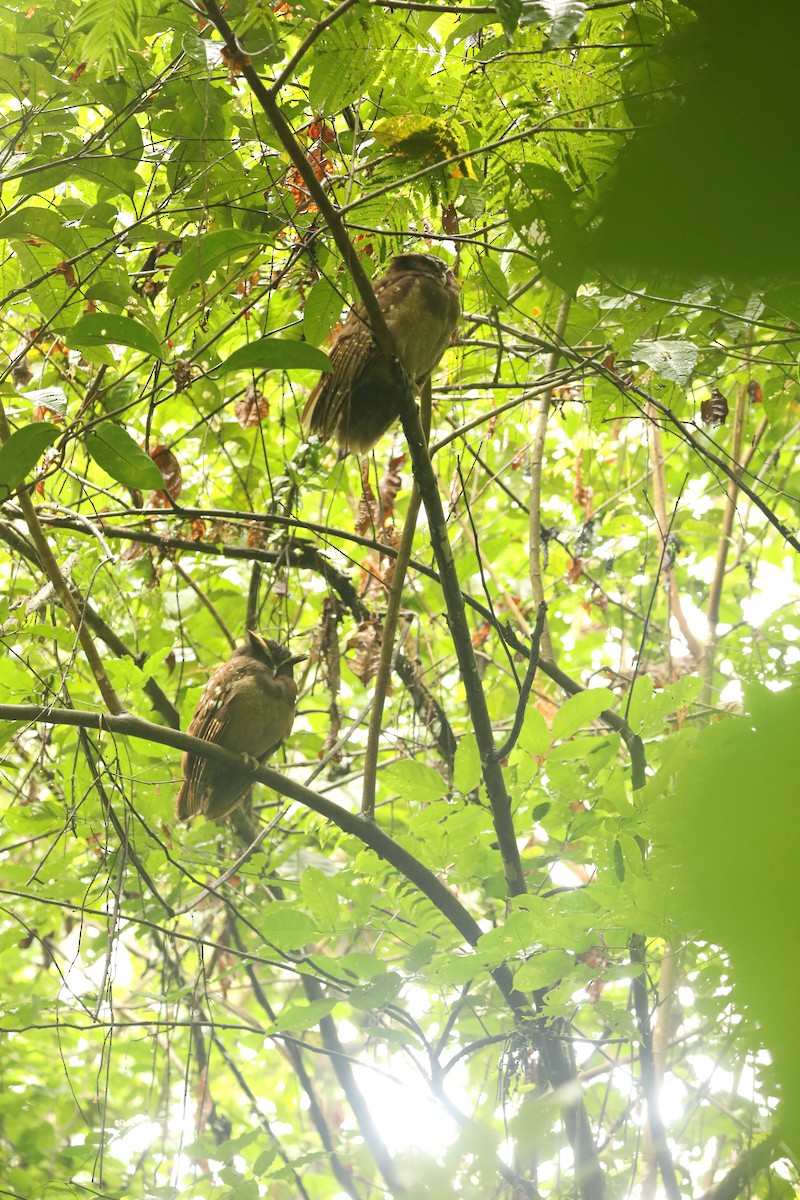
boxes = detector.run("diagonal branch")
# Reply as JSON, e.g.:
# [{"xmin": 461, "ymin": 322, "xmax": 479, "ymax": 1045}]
[
  {"xmin": 199, "ymin": 0, "xmax": 525, "ymax": 897},
  {"xmin": 528, "ymin": 291, "xmax": 571, "ymax": 662},
  {"xmin": 0, "ymin": 702, "xmax": 528, "ymax": 1018},
  {"xmin": 0, "ymin": 403, "xmax": 124, "ymax": 716}
]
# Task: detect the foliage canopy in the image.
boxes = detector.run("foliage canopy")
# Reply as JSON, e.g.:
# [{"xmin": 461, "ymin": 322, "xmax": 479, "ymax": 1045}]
[{"xmin": 1, "ymin": 2, "xmax": 799, "ymax": 1198}]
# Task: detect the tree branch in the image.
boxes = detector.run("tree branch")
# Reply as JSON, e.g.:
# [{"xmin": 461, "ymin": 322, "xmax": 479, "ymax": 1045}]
[
  {"xmin": 0, "ymin": 403, "xmax": 124, "ymax": 715},
  {"xmin": 491, "ymin": 601, "xmax": 547, "ymax": 762},
  {"xmin": 647, "ymin": 411, "xmax": 706, "ymax": 666},
  {"xmin": 696, "ymin": 1129, "xmax": 786, "ymax": 1200},
  {"xmin": 0, "ymin": 702, "xmax": 528, "ymax": 1018},
  {"xmin": 528, "ymin": 291, "xmax": 571, "ymax": 661},
  {"xmin": 201, "ymin": 0, "xmax": 526, "ymax": 897},
  {"xmin": 629, "ymin": 934, "xmax": 681, "ymax": 1200},
  {"xmin": 362, "ymin": 384, "xmax": 432, "ymax": 820}
]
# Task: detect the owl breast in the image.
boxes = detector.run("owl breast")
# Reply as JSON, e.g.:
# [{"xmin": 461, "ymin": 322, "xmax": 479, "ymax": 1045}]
[
  {"xmin": 384, "ymin": 273, "xmax": 460, "ymax": 383},
  {"xmin": 223, "ymin": 663, "xmax": 297, "ymax": 758}
]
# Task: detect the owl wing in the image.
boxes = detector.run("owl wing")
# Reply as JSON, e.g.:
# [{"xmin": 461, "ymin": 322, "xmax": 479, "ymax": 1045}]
[
  {"xmin": 302, "ymin": 309, "xmax": 383, "ymax": 439},
  {"xmin": 303, "ymin": 267, "xmax": 461, "ymax": 452},
  {"xmin": 176, "ymin": 666, "xmax": 241, "ymax": 819},
  {"xmin": 176, "ymin": 662, "xmax": 297, "ymax": 820}
]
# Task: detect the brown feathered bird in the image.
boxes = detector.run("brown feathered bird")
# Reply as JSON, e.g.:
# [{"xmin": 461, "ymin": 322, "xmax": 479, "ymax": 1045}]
[
  {"xmin": 302, "ymin": 253, "xmax": 460, "ymax": 453},
  {"xmin": 175, "ymin": 633, "xmax": 304, "ymax": 821}
]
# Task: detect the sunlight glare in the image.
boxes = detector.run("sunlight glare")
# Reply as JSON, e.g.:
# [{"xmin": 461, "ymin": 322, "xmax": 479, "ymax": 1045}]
[{"xmin": 351, "ymin": 1063, "xmax": 459, "ymax": 1156}]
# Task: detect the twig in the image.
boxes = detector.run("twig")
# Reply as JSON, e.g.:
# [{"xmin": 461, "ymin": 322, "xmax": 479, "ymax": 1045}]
[
  {"xmin": 696, "ymin": 1129, "xmax": 786, "ymax": 1200},
  {"xmin": 0, "ymin": 520, "xmax": 180, "ymax": 727},
  {"xmin": 642, "ymin": 941, "xmax": 681, "ymax": 1199},
  {"xmin": 305, "ymin": 976, "xmax": 405, "ymax": 1196},
  {"xmin": 228, "ymin": 926, "xmax": 362, "ymax": 1200},
  {"xmin": 270, "ymin": 0, "xmax": 362, "ymax": 94},
  {"xmin": 629, "ymin": 934, "xmax": 681, "ymax": 1200},
  {"xmin": 30, "ymin": 507, "xmax": 643, "ymax": 779},
  {"xmin": 0, "ymin": 701, "xmax": 529, "ymax": 1016},
  {"xmin": 613, "ymin": 373, "xmax": 800, "ymax": 554},
  {"xmin": 647, "ymin": 411, "xmax": 705, "ymax": 666},
  {"xmin": 704, "ymin": 374, "xmax": 766, "ymax": 698},
  {"xmin": 528, "ymin": 291, "xmax": 571, "ymax": 661},
  {"xmin": 623, "ymin": 481, "xmax": 688, "ymax": 727},
  {"xmin": 491, "ymin": 602, "xmax": 547, "ymax": 762},
  {"xmin": 361, "ymin": 383, "xmax": 432, "ymax": 819},
  {"xmin": 0, "ymin": 400, "xmax": 124, "ymax": 715}
]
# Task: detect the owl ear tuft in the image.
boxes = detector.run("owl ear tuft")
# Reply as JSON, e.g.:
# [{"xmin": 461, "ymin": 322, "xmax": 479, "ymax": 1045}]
[{"xmin": 244, "ymin": 631, "xmax": 273, "ymax": 660}]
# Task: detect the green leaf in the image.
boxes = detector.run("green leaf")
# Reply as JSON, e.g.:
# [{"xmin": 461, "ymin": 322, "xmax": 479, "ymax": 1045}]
[
  {"xmin": 215, "ymin": 339, "xmax": 330, "ymax": 375},
  {"xmin": 300, "ymin": 867, "xmax": 340, "ymax": 930},
  {"xmin": 258, "ymin": 902, "xmax": 318, "ymax": 950},
  {"xmin": 453, "ymin": 733, "xmax": 482, "ymax": 793},
  {"xmin": 517, "ymin": 705, "xmax": 551, "ymax": 755},
  {"xmin": 552, "ymin": 689, "xmax": 615, "ymax": 741},
  {"xmin": 373, "ymin": 115, "xmax": 473, "ymax": 176},
  {"xmin": 307, "ymin": 16, "xmax": 383, "ymax": 112},
  {"xmin": 381, "ymin": 759, "xmax": 447, "ymax": 803},
  {"xmin": 476, "ymin": 911, "xmax": 537, "ymax": 964},
  {"xmin": 339, "ymin": 952, "xmax": 386, "ymax": 981},
  {"xmin": 85, "ymin": 423, "xmax": 165, "ymax": 490},
  {"xmin": 0, "ymin": 208, "xmax": 83, "ymax": 257},
  {"xmin": 303, "ymin": 276, "xmax": 343, "ymax": 345},
  {"xmin": 73, "ymin": 0, "xmax": 143, "ymax": 78},
  {"xmin": 0, "ymin": 421, "xmax": 60, "ymax": 501},
  {"xmin": 0, "ymin": 721, "xmax": 23, "ymax": 748},
  {"xmin": 166, "ymin": 230, "xmax": 266, "ymax": 298},
  {"xmin": 516, "ymin": 948, "xmax": 573, "ymax": 990},
  {"xmin": 405, "ymin": 936, "xmax": 438, "ymax": 973},
  {"xmin": 66, "ymin": 313, "xmax": 163, "ymax": 359},
  {"xmin": 496, "ymin": 0, "xmax": 523, "ymax": 37},
  {"xmin": 631, "ymin": 339, "xmax": 698, "ymax": 387},
  {"xmin": 349, "ymin": 971, "xmax": 404, "ymax": 1011},
  {"xmin": 628, "ymin": 674, "xmax": 704, "ymax": 737},
  {"xmin": 478, "ymin": 255, "xmax": 509, "ymax": 307},
  {"xmin": 274, "ymin": 998, "xmax": 337, "ymax": 1033},
  {"xmin": 521, "ymin": 1, "xmax": 587, "ymax": 46}
]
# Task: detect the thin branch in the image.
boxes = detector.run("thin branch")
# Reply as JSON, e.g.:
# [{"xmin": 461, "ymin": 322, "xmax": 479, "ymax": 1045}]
[
  {"xmin": 528, "ymin": 291, "xmax": 571, "ymax": 661},
  {"xmin": 491, "ymin": 601, "xmax": 547, "ymax": 762},
  {"xmin": 208, "ymin": 1029, "xmax": 319, "ymax": 1199},
  {"xmin": 29, "ymin": 508, "xmax": 642, "ymax": 778},
  {"xmin": 0, "ymin": 519, "xmax": 180, "ymax": 728},
  {"xmin": 613, "ymin": 373, "xmax": 800, "ymax": 555},
  {"xmin": 0, "ymin": 403, "xmax": 124, "ymax": 715},
  {"xmin": 642, "ymin": 941, "xmax": 681, "ymax": 1200},
  {"xmin": 629, "ymin": 934, "xmax": 681, "ymax": 1200},
  {"xmin": 22, "ymin": 511, "xmax": 456, "ymax": 758},
  {"xmin": 647, "ymin": 410, "xmax": 705, "ymax": 666},
  {"xmin": 0, "ymin": 702, "xmax": 528, "ymax": 1018},
  {"xmin": 270, "ymin": 0, "xmax": 363, "ymax": 94},
  {"xmin": 305, "ymin": 977, "xmax": 405, "ymax": 1196},
  {"xmin": 696, "ymin": 1129, "xmax": 786, "ymax": 1200},
  {"xmin": 362, "ymin": 383, "xmax": 432, "ymax": 820},
  {"xmin": 230, "ymin": 922, "xmax": 365, "ymax": 1200}
]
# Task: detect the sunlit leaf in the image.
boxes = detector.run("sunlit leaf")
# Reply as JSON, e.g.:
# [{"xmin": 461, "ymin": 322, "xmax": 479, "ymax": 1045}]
[
  {"xmin": 85, "ymin": 423, "xmax": 165, "ymax": 489},
  {"xmin": 215, "ymin": 339, "xmax": 330, "ymax": 375},
  {"xmin": 66, "ymin": 313, "xmax": 163, "ymax": 359},
  {"xmin": 0, "ymin": 421, "xmax": 59, "ymax": 500}
]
